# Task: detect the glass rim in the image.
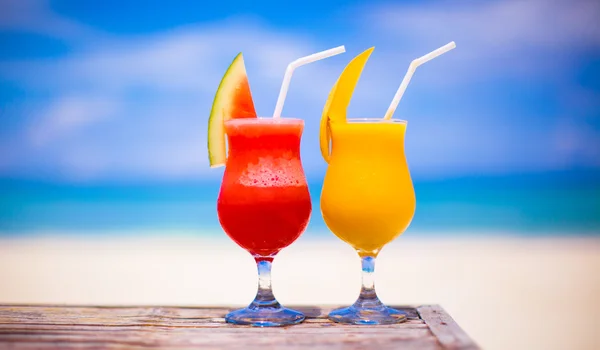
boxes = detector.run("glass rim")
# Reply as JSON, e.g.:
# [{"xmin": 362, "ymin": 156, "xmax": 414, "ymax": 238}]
[{"xmin": 331, "ymin": 118, "xmax": 407, "ymax": 124}]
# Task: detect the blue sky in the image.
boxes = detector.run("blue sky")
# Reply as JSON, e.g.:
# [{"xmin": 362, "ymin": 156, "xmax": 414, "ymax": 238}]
[{"xmin": 1, "ymin": 0, "xmax": 599, "ymax": 183}]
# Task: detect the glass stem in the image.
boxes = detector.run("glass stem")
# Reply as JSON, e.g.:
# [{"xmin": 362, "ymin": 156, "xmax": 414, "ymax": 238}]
[
  {"xmin": 360, "ymin": 256, "xmax": 377, "ymax": 299},
  {"xmin": 251, "ymin": 258, "xmax": 280, "ymax": 309},
  {"xmin": 354, "ymin": 256, "xmax": 384, "ymax": 309}
]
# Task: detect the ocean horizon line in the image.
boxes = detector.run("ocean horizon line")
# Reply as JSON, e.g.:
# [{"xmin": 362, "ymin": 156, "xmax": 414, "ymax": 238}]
[
  {"xmin": 1, "ymin": 228, "xmax": 599, "ymax": 239},
  {"xmin": 1, "ymin": 167, "xmax": 599, "ymax": 186},
  {"xmin": 1, "ymin": 169, "xmax": 599, "ymax": 236}
]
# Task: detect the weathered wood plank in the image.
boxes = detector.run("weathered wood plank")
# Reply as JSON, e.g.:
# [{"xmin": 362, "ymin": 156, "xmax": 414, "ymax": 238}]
[
  {"xmin": 0, "ymin": 324, "xmax": 430, "ymax": 334},
  {"xmin": 0, "ymin": 305, "xmax": 421, "ymax": 320},
  {"xmin": 418, "ymin": 305, "xmax": 480, "ymax": 350},
  {"xmin": 0, "ymin": 320, "xmax": 428, "ymax": 329},
  {"xmin": 0, "ymin": 337, "xmax": 442, "ymax": 350},
  {"xmin": 0, "ymin": 338, "xmax": 443, "ymax": 350},
  {"xmin": 0, "ymin": 306, "xmax": 422, "ymax": 328},
  {"xmin": 0, "ymin": 332, "xmax": 442, "ymax": 350},
  {"xmin": 0, "ymin": 305, "xmax": 476, "ymax": 350}
]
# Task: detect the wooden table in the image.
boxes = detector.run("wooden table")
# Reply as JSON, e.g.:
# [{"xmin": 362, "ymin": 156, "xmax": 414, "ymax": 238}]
[{"xmin": 0, "ymin": 305, "xmax": 479, "ymax": 349}]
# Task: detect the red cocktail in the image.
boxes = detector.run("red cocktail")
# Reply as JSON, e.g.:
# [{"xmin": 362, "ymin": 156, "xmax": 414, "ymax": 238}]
[
  {"xmin": 217, "ymin": 118, "xmax": 311, "ymax": 326},
  {"xmin": 217, "ymin": 119, "xmax": 311, "ymax": 258}
]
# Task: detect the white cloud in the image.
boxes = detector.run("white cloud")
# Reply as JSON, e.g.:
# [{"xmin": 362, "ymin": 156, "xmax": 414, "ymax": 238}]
[
  {"xmin": 0, "ymin": 16, "xmax": 344, "ymax": 180},
  {"xmin": 359, "ymin": 0, "xmax": 600, "ymax": 85},
  {"xmin": 0, "ymin": 17, "xmax": 336, "ymax": 98},
  {"xmin": 48, "ymin": 122, "xmax": 215, "ymax": 182},
  {"xmin": 342, "ymin": 0, "xmax": 600, "ymax": 178},
  {"xmin": 367, "ymin": 0, "xmax": 600, "ymax": 54},
  {"xmin": 0, "ymin": 0, "xmax": 103, "ymax": 42},
  {"xmin": 553, "ymin": 117, "xmax": 600, "ymax": 168},
  {"xmin": 0, "ymin": 0, "xmax": 598, "ymax": 181},
  {"xmin": 28, "ymin": 96, "xmax": 119, "ymax": 146}
]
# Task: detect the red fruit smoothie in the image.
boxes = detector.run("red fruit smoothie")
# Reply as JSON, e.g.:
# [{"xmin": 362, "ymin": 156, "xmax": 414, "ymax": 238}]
[{"xmin": 217, "ymin": 118, "xmax": 312, "ymax": 258}]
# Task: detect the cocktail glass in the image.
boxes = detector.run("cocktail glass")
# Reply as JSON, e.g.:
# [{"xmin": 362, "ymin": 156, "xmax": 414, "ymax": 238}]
[
  {"xmin": 320, "ymin": 118, "xmax": 416, "ymax": 325},
  {"xmin": 217, "ymin": 118, "xmax": 312, "ymax": 327}
]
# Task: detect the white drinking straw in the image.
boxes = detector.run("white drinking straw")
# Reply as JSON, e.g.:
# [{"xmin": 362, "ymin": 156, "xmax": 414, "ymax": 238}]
[
  {"xmin": 273, "ymin": 45, "xmax": 346, "ymax": 119},
  {"xmin": 383, "ymin": 42, "xmax": 456, "ymax": 120}
]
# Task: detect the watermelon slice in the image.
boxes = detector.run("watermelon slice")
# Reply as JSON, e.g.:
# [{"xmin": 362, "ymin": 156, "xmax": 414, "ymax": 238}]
[{"xmin": 208, "ymin": 53, "xmax": 257, "ymax": 167}]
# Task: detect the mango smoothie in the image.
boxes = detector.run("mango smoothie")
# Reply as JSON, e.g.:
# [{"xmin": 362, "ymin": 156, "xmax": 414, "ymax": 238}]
[
  {"xmin": 316, "ymin": 44, "xmax": 456, "ymax": 325},
  {"xmin": 320, "ymin": 119, "xmax": 415, "ymax": 257}
]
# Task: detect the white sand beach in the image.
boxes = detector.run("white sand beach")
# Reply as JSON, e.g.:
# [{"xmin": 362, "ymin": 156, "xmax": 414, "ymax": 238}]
[{"xmin": 1, "ymin": 234, "xmax": 599, "ymax": 350}]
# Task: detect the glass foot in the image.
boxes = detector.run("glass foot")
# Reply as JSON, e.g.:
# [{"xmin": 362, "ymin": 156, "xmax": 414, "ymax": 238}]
[
  {"xmin": 328, "ymin": 304, "xmax": 407, "ymax": 325},
  {"xmin": 225, "ymin": 306, "xmax": 305, "ymax": 327}
]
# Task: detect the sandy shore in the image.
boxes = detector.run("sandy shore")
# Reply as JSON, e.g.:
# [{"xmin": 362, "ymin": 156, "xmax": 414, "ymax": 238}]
[{"xmin": 1, "ymin": 234, "xmax": 599, "ymax": 350}]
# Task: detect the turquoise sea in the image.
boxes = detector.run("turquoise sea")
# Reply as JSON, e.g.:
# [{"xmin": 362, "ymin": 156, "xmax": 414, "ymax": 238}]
[{"xmin": 1, "ymin": 170, "xmax": 599, "ymax": 237}]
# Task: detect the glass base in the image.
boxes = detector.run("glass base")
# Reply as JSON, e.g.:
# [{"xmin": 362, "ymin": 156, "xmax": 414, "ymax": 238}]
[
  {"xmin": 328, "ymin": 303, "xmax": 407, "ymax": 325},
  {"xmin": 225, "ymin": 306, "xmax": 305, "ymax": 327}
]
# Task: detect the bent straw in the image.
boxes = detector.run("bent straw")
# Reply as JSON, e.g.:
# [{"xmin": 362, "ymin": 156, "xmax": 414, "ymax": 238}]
[
  {"xmin": 383, "ymin": 42, "xmax": 456, "ymax": 120},
  {"xmin": 273, "ymin": 45, "xmax": 346, "ymax": 119}
]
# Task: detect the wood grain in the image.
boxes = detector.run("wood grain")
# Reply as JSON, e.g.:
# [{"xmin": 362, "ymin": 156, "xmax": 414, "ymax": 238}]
[
  {"xmin": 0, "ymin": 305, "xmax": 478, "ymax": 349},
  {"xmin": 418, "ymin": 305, "xmax": 480, "ymax": 350}
]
